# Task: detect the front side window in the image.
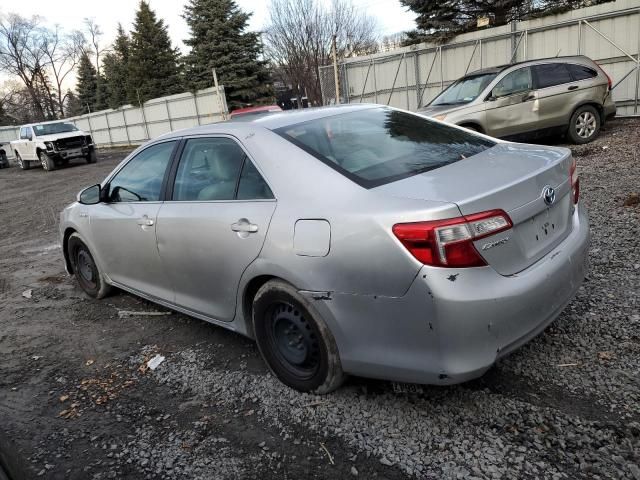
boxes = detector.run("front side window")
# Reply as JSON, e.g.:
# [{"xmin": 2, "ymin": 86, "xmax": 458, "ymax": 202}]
[
  {"xmin": 492, "ymin": 68, "xmax": 532, "ymax": 98},
  {"xmin": 173, "ymin": 137, "xmax": 246, "ymax": 201},
  {"xmin": 431, "ymin": 72, "xmax": 497, "ymax": 106},
  {"xmin": 109, "ymin": 141, "xmax": 176, "ymax": 202},
  {"xmin": 532, "ymin": 63, "xmax": 572, "ymax": 89},
  {"xmin": 275, "ymin": 107, "xmax": 495, "ymax": 188}
]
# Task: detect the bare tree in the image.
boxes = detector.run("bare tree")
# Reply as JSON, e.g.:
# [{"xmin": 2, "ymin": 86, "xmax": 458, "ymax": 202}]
[
  {"xmin": 0, "ymin": 13, "xmax": 49, "ymax": 121},
  {"xmin": 41, "ymin": 26, "xmax": 85, "ymax": 117},
  {"xmin": 264, "ymin": 0, "xmax": 378, "ymax": 105},
  {"xmin": 83, "ymin": 18, "xmax": 108, "ymax": 75}
]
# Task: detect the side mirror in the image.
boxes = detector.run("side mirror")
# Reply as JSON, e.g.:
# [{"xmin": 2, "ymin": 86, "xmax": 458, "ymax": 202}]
[
  {"xmin": 78, "ymin": 184, "xmax": 102, "ymax": 205},
  {"xmin": 486, "ymin": 94, "xmax": 497, "ymax": 102}
]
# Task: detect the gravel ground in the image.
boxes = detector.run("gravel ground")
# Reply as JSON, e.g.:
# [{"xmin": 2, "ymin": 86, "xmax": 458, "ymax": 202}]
[{"xmin": 0, "ymin": 120, "xmax": 639, "ymax": 479}]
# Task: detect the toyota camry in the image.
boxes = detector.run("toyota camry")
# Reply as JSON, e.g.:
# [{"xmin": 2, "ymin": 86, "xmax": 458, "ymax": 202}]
[{"xmin": 59, "ymin": 105, "xmax": 589, "ymax": 393}]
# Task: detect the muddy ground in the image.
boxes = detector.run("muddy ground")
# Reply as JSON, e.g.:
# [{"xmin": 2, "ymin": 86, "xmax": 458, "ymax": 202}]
[{"xmin": 0, "ymin": 121, "xmax": 639, "ymax": 479}]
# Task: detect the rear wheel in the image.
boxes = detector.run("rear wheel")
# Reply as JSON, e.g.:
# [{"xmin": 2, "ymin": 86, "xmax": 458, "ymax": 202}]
[
  {"xmin": 86, "ymin": 149, "xmax": 97, "ymax": 164},
  {"xmin": 0, "ymin": 151, "xmax": 7, "ymax": 168},
  {"xmin": 568, "ymin": 105, "xmax": 601, "ymax": 144},
  {"xmin": 16, "ymin": 152, "xmax": 29, "ymax": 170},
  {"xmin": 67, "ymin": 233, "xmax": 112, "ymax": 299},
  {"xmin": 253, "ymin": 280, "xmax": 345, "ymax": 393},
  {"xmin": 39, "ymin": 151, "xmax": 56, "ymax": 171}
]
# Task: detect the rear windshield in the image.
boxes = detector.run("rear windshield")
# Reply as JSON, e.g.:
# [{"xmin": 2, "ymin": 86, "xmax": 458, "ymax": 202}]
[{"xmin": 275, "ymin": 107, "xmax": 495, "ymax": 188}]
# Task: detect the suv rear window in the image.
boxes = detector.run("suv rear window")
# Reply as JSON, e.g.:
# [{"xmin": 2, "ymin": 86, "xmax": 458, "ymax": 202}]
[
  {"xmin": 567, "ymin": 64, "xmax": 598, "ymax": 81},
  {"xmin": 275, "ymin": 107, "xmax": 495, "ymax": 188},
  {"xmin": 532, "ymin": 63, "xmax": 572, "ymax": 89}
]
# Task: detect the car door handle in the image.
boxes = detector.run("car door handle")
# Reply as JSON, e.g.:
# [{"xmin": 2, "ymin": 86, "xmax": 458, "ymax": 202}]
[
  {"xmin": 568, "ymin": 85, "xmax": 579, "ymax": 91},
  {"xmin": 231, "ymin": 220, "xmax": 258, "ymax": 233},
  {"xmin": 137, "ymin": 215, "xmax": 154, "ymax": 227}
]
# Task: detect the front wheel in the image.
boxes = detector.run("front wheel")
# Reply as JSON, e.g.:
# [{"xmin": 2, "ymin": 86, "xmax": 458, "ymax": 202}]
[
  {"xmin": 0, "ymin": 151, "xmax": 7, "ymax": 168},
  {"xmin": 16, "ymin": 152, "xmax": 30, "ymax": 170},
  {"xmin": 86, "ymin": 149, "xmax": 97, "ymax": 164},
  {"xmin": 568, "ymin": 105, "xmax": 601, "ymax": 144},
  {"xmin": 39, "ymin": 151, "xmax": 56, "ymax": 171},
  {"xmin": 67, "ymin": 233, "xmax": 112, "ymax": 299},
  {"xmin": 253, "ymin": 280, "xmax": 345, "ymax": 394}
]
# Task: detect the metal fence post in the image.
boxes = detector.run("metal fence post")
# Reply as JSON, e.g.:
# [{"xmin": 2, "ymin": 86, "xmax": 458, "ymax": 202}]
[
  {"xmin": 373, "ymin": 59, "xmax": 378, "ymax": 103},
  {"xmin": 440, "ymin": 46, "xmax": 444, "ymax": 91},
  {"xmin": 577, "ymin": 20, "xmax": 582, "ymax": 55},
  {"xmin": 387, "ymin": 53, "xmax": 405, "ymax": 106},
  {"xmin": 137, "ymin": 91, "xmax": 150, "ymax": 140},
  {"xmin": 193, "ymin": 92, "xmax": 201, "ymax": 125},
  {"xmin": 359, "ymin": 60, "xmax": 373, "ymax": 103},
  {"xmin": 414, "ymin": 52, "xmax": 421, "ymax": 107},
  {"xmin": 635, "ymin": 12, "xmax": 640, "ymax": 113},
  {"xmin": 121, "ymin": 109, "xmax": 131, "ymax": 145},
  {"xmin": 405, "ymin": 54, "xmax": 410, "ymax": 109},
  {"xmin": 165, "ymin": 100, "xmax": 173, "ymax": 130},
  {"xmin": 104, "ymin": 112, "xmax": 113, "ymax": 146}
]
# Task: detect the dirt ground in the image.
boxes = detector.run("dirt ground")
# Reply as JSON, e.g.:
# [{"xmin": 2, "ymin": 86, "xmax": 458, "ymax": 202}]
[{"xmin": 0, "ymin": 121, "xmax": 639, "ymax": 479}]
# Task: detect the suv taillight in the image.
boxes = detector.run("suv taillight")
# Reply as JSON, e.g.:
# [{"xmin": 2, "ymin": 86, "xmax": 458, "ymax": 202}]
[
  {"xmin": 570, "ymin": 157, "xmax": 580, "ymax": 204},
  {"xmin": 392, "ymin": 210, "xmax": 513, "ymax": 268},
  {"xmin": 595, "ymin": 62, "xmax": 613, "ymax": 90}
]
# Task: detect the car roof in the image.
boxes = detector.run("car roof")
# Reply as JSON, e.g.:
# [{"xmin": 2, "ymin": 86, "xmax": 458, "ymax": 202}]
[
  {"xmin": 157, "ymin": 104, "xmax": 381, "ymax": 140},
  {"xmin": 466, "ymin": 55, "xmax": 595, "ymax": 78}
]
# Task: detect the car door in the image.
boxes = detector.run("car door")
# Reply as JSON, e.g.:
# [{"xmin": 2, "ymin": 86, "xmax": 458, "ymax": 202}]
[
  {"xmin": 16, "ymin": 127, "xmax": 32, "ymax": 159},
  {"xmin": 484, "ymin": 67, "xmax": 537, "ymax": 137},
  {"xmin": 156, "ymin": 136, "xmax": 276, "ymax": 321},
  {"xmin": 89, "ymin": 140, "xmax": 178, "ymax": 300},
  {"xmin": 531, "ymin": 63, "xmax": 575, "ymax": 129}
]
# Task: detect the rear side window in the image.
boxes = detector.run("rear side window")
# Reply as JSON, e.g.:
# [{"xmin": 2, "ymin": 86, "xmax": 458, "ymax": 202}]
[
  {"xmin": 532, "ymin": 63, "xmax": 572, "ymax": 89},
  {"xmin": 275, "ymin": 107, "xmax": 495, "ymax": 189},
  {"xmin": 492, "ymin": 67, "xmax": 532, "ymax": 98},
  {"xmin": 567, "ymin": 64, "xmax": 598, "ymax": 81}
]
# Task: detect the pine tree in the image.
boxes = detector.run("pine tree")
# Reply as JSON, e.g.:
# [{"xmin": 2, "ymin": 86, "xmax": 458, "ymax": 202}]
[
  {"xmin": 183, "ymin": 0, "xmax": 273, "ymax": 110},
  {"xmin": 65, "ymin": 90, "xmax": 85, "ymax": 117},
  {"xmin": 76, "ymin": 52, "xmax": 98, "ymax": 113},
  {"xmin": 127, "ymin": 1, "xmax": 183, "ymax": 104},
  {"xmin": 103, "ymin": 24, "xmax": 130, "ymax": 109}
]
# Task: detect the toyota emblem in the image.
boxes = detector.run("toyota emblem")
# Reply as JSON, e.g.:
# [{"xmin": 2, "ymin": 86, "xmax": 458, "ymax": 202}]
[{"xmin": 542, "ymin": 185, "xmax": 556, "ymax": 206}]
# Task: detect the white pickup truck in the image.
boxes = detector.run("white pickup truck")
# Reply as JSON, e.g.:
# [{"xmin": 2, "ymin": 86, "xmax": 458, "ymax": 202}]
[{"xmin": 10, "ymin": 121, "xmax": 97, "ymax": 171}]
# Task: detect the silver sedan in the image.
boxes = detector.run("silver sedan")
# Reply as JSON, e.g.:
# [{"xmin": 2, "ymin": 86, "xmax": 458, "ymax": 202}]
[{"xmin": 59, "ymin": 105, "xmax": 589, "ymax": 393}]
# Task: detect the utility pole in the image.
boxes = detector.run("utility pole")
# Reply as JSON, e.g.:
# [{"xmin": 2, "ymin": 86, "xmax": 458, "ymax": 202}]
[
  {"xmin": 332, "ymin": 34, "xmax": 340, "ymax": 104},
  {"xmin": 212, "ymin": 68, "xmax": 228, "ymax": 120}
]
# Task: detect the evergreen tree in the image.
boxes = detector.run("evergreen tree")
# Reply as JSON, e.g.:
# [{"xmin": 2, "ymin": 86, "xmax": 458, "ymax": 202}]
[
  {"xmin": 65, "ymin": 90, "xmax": 85, "ymax": 117},
  {"xmin": 183, "ymin": 0, "xmax": 273, "ymax": 110},
  {"xmin": 75, "ymin": 52, "xmax": 98, "ymax": 113},
  {"xmin": 127, "ymin": 1, "xmax": 183, "ymax": 104},
  {"xmin": 103, "ymin": 24, "xmax": 130, "ymax": 109},
  {"xmin": 95, "ymin": 74, "xmax": 109, "ymax": 111}
]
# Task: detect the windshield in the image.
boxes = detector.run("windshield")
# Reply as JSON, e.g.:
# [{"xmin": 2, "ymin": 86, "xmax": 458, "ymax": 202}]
[
  {"xmin": 33, "ymin": 122, "xmax": 78, "ymax": 136},
  {"xmin": 275, "ymin": 107, "xmax": 495, "ymax": 188},
  {"xmin": 431, "ymin": 73, "xmax": 498, "ymax": 106}
]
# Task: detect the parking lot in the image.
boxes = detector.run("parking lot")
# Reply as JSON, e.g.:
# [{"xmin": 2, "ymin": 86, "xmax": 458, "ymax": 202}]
[{"xmin": 0, "ymin": 119, "xmax": 639, "ymax": 479}]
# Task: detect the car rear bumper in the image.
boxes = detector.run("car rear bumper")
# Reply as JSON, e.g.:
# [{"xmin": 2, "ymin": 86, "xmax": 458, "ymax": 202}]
[{"xmin": 303, "ymin": 203, "xmax": 589, "ymax": 385}]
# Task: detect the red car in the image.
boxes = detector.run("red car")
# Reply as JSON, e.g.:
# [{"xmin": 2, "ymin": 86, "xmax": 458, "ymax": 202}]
[{"xmin": 229, "ymin": 105, "xmax": 282, "ymax": 118}]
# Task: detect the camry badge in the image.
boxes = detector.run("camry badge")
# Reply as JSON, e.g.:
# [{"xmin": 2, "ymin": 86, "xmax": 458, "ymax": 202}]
[{"xmin": 542, "ymin": 185, "xmax": 556, "ymax": 206}]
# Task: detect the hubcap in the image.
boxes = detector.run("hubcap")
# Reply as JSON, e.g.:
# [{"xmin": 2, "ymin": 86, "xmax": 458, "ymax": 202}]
[
  {"xmin": 268, "ymin": 302, "xmax": 320, "ymax": 378},
  {"xmin": 576, "ymin": 111, "xmax": 597, "ymax": 139},
  {"xmin": 17, "ymin": 155, "xmax": 23, "ymax": 168},
  {"xmin": 40, "ymin": 153, "xmax": 48, "ymax": 170},
  {"xmin": 76, "ymin": 248, "xmax": 96, "ymax": 288}
]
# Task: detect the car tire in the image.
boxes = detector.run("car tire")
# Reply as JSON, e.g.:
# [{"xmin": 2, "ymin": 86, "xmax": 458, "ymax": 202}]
[
  {"xmin": 39, "ymin": 151, "xmax": 56, "ymax": 171},
  {"xmin": 0, "ymin": 151, "xmax": 7, "ymax": 168},
  {"xmin": 86, "ymin": 149, "xmax": 97, "ymax": 164},
  {"xmin": 16, "ymin": 152, "xmax": 29, "ymax": 170},
  {"xmin": 252, "ymin": 280, "xmax": 345, "ymax": 394},
  {"xmin": 568, "ymin": 105, "xmax": 601, "ymax": 144},
  {"xmin": 67, "ymin": 233, "xmax": 112, "ymax": 299}
]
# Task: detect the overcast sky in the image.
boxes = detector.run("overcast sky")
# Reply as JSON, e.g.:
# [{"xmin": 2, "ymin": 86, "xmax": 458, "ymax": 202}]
[{"xmin": 1, "ymin": 0, "xmax": 416, "ymax": 52}]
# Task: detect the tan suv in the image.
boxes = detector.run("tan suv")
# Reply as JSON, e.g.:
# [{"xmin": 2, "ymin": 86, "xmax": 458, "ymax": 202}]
[{"xmin": 419, "ymin": 55, "xmax": 616, "ymax": 144}]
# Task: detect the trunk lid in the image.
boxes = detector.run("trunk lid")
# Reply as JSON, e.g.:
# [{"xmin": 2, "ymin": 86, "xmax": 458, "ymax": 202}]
[{"xmin": 376, "ymin": 143, "xmax": 575, "ymax": 275}]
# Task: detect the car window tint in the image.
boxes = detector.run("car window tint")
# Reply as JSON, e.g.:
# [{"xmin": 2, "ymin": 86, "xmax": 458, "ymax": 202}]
[
  {"xmin": 236, "ymin": 159, "xmax": 274, "ymax": 200},
  {"xmin": 492, "ymin": 68, "xmax": 532, "ymax": 98},
  {"xmin": 109, "ymin": 141, "xmax": 175, "ymax": 202},
  {"xmin": 532, "ymin": 63, "xmax": 572, "ymax": 89},
  {"xmin": 567, "ymin": 64, "xmax": 598, "ymax": 81},
  {"xmin": 276, "ymin": 107, "xmax": 495, "ymax": 189},
  {"xmin": 173, "ymin": 137, "xmax": 245, "ymax": 201}
]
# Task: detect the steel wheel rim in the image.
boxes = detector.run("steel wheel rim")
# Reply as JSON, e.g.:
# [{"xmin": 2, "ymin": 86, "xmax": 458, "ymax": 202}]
[
  {"xmin": 75, "ymin": 247, "xmax": 97, "ymax": 289},
  {"xmin": 17, "ymin": 155, "xmax": 23, "ymax": 168},
  {"xmin": 40, "ymin": 153, "xmax": 49, "ymax": 170},
  {"xmin": 266, "ymin": 302, "xmax": 320, "ymax": 379},
  {"xmin": 576, "ymin": 112, "xmax": 597, "ymax": 139}
]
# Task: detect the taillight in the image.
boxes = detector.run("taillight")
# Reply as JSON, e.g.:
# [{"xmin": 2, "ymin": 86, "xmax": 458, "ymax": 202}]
[
  {"xmin": 596, "ymin": 62, "xmax": 613, "ymax": 90},
  {"xmin": 392, "ymin": 210, "xmax": 513, "ymax": 268},
  {"xmin": 570, "ymin": 157, "xmax": 580, "ymax": 204}
]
